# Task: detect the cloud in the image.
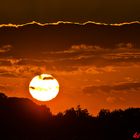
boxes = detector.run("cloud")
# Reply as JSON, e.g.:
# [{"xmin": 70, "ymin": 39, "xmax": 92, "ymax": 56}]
[
  {"xmin": 0, "ymin": 45, "xmax": 13, "ymax": 53},
  {"xmin": 0, "ymin": 22, "xmax": 140, "ymax": 76},
  {"xmin": 116, "ymin": 42, "xmax": 134, "ymax": 50},
  {"xmin": 83, "ymin": 82, "xmax": 140, "ymax": 94},
  {"xmin": 46, "ymin": 43, "xmax": 140, "ymax": 71},
  {"xmin": 0, "ymin": 65, "xmax": 47, "ymax": 78},
  {"xmin": 1, "ymin": 42, "xmax": 139, "ymax": 77},
  {"xmin": 0, "ymin": 41, "xmax": 139, "ymax": 79},
  {"xmin": 0, "ymin": 21, "xmax": 140, "ymax": 28},
  {"xmin": 47, "ymin": 44, "xmax": 104, "ymax": 56},
  {"xmin": 42, "ymin": 77, "xmax": 54, "ymax": 80},
  {"xmin": 70, "ymin": 44, "xmax": 101, "ymax": 52},
  {"xmin": 0, "ymin": 58, "xmax": 22, "ymax": 66}
]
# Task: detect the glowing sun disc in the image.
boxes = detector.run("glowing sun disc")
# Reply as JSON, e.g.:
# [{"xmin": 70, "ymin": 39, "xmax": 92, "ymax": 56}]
[{"xmin": 29, "ymin": 74, "xmax": 59, "ymax": 101}]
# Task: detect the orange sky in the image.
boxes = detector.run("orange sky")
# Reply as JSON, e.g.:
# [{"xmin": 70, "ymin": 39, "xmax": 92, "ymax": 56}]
[{"xmin": 0, "ymin": 22, "xmax": 140, "ymax": 115}]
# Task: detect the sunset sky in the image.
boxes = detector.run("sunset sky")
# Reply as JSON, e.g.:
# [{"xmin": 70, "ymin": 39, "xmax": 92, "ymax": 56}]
[{"xmin": 0, "ymin": 0, "xmax": 140, "ymax": 115}]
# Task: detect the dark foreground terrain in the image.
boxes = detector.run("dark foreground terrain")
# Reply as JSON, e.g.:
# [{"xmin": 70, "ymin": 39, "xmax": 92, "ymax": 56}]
[{"xmin": 0, "ymin": 93, "xmax": 139, "ymax": 140}]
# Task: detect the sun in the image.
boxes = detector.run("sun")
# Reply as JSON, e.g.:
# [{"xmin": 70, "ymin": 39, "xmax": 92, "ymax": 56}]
[{"xmin": 29, "ymin": 74, "xmax": 59, "ymax": 101}]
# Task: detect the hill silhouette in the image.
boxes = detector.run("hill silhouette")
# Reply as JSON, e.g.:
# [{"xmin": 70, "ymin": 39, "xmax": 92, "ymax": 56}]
[{"xmin": 0, "ymin": 92, "xmax": 139, "ymax": 140}]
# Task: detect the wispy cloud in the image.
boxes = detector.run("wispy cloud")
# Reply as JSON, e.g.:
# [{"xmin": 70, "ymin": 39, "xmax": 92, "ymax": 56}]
[
  {"xmin": 83, "ymin": 82, "xmax": 140, "ymax": 94},
  {"xmin": 0, "ymin": 21, "xmax": 140, "ymax": 28},
  {"xmin": 0, "ymin": 45, "xmax": 13, "ymax": 53}
]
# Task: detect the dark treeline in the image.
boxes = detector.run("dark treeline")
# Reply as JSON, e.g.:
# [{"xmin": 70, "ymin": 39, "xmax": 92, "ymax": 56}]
[{"xmin": 0, "ymin": 93, "xmax": 139, "ymax": 140}]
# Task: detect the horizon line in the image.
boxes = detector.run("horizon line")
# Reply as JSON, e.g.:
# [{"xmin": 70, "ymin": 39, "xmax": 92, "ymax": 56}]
[{"xmin": 0, "ymin": 21, "xmax": 140, "ymax": 28}]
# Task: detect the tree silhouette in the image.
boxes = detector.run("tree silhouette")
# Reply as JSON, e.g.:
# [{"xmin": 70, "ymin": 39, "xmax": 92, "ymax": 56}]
[
  {"xmin": 0, "ymin": 93, "xmax": 139, "ymax": 140},
  {"xmin": 98, "ymin": 109, "xmax": 110, "ymax": 119}
]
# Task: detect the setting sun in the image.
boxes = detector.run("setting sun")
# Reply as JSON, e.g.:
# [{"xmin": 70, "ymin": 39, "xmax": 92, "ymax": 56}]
[{"xmin": 29, "ymin": 74, "xmax": 59, "ymax": 101}]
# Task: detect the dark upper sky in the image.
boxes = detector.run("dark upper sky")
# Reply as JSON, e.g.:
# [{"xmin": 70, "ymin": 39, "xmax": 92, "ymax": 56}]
[{"xmin": 0, "ymin": 0, "xmax": 140, "ymax": 24}]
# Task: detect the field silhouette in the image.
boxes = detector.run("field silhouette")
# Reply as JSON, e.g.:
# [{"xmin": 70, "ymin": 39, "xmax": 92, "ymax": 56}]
[{"xmin": 0, "ymin": 93, "xmax": 139, "ymax": 140}]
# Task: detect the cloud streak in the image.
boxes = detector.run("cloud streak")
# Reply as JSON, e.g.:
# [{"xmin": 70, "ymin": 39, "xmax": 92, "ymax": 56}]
[
  {"xmin": 0, "ymin": 45, "xmax": 13, "ymax": 53},
  {"xmin": 0, "ymin": 21, "xmax": 140, "ymax": 28},
  {"xmin": 1, "ymin": 42, "xmax": 140, "ymax": 77},
  {"xmin": 83, "ymin": 82, "xmax": 140, "ymax": 94}
]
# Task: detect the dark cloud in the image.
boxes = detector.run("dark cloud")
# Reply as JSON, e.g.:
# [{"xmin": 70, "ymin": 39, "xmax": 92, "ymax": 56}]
[
  {"xmin": 45, "ymin": 43, "xmax": 140, "ymax": 69},
  {"xmin": 0, "ymin": 22, "xmax": 140, "ymax": 58},
  {"xmin": 0, "ymin": 0, "xmax": 139, "ymax": 23},
  {"xmin": 0, "ymin": 23, "xmax": 140, "ymax": 76},
  {"xmin": 83, "ymin": 82, "xmax": 140, "ymax": 94},
  {"xmin": 29, "ymin": 86, "xmax": 35, "ymax": 90},
  {"xmin": 42, "ymin": 77, "xmax": 54, "ymax": 80}
]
